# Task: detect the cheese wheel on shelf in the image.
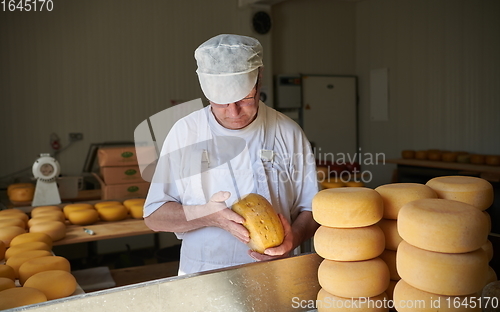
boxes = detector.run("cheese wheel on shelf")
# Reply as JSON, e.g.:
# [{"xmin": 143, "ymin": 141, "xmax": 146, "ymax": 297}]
[
  {"xmin": 316, "ymin": 288, "xmax": 389, "ymax": 312},
  {"xmin": 123, "ymin": 198, "xmax": 146, "ymax": 211},
  {"xmin": 97, "ymin": 205, "xmax": 128, "ymax": 222},
  {"xmin": 30, "ymin": 210, "xmax": 65, "ymax": 222},
  {"xmin": 30, "ymin": 206, "xmax": 62, "ymax": 218},
  {"xmin": 10, "ymin": 232, "xmax": 53, "ymax": 248},
  {"xmin": 0, "ymin": 225, "xmax": 26, "ymax": 247},
  {"xmin": 426, "ymin": 176, "xmax": 493, "ymax": 210},
  {"xmin": 7, "ymin": 183, "xmax": 34, "ymax": 196},
  {"xmin": 379, "ymin": 249, "xmax": 400, "ymax": 281},
  {"xmin": 457, "ymin": 153, "xmax": 471, "ymax": 163},
  {"xmin": 5, "ymin": 241, "xmax": 51, "ymax": 260},
  {"xmin": 396, "ymin": 240, "xmax": 488, "ymax": 296},
  {"xmin": 485, "ymin": 155, "xmax": 500, "ymax": 166},
  {"xmin": 28, "ymin": 215, "xmax": 65, "ymax": 228},
  {"xmin": 428, "ymin": 151, "xmax": 442, "ymax": 161},
  {"xmin": 470, "ymin": 154, "xmax": 485, "ymax": 165},
  {"xmin": 415, "ymin": 151, "xmax": 428, "ymax": 160},
  {"xmin": 314, "ymin": 225, "xmax": 385, "ymax": 261},
  {"xmin": 0, "ymin": 277, "xmax": 15, "ymax": 292},
  {"xmin": 313, "ymin": 187, "xmax": 384, "ymax": 228},
  {"xmin": 67, "ymin": 208, "xmax": 99, "ymax": 225},
  {"xmin": 398, "ymin": 198, "xmax": 489, "ymax": 253},
  {"xmin": 8, "ymin": 186, "xmax": 35, "ymax": 202},
  {"xmin": 0, "ymin": 218, "xmax": 26, "ymax": 229},
  {"xmin": 94, "ymin": 201, "xmax": 122, "ymax": 210},
  {"xmin": 0, "ymin": 287, "xmax": 47, "ymax": 310},
  {"xmin": 29, "ymin": 221, "xmax": 66, "ymax": 241},
  {"xmin": 482, "ymin": 240, "xmax": 494, "ymax": 262},
  {"xmin": 318, "ymin": 257, "xmax": 390, "ymax": 298},
  {"xmin": 129, "ymin": 204, "xmax": 144, "ymax": 219},
  {"xmin": 401, "ymin": 150, "xmax": 415, "ymax": 159},
  {"xmin": 62, "ymin": 203, "xmax": 94, "ymax": 219},
  {"xmin": 376, "ymin": 219, "xmax": 402, "ymax": 251},
  {"xmin": 0, "ymin": 264, "xmax": 16, "ymax": 280},
  {"xmin": 24, "ymin": 270, "xmax": 77, "ymax": 300},
  {"xmin": 0, "ymin": 210, "xmax": 29, "ymax": 223},
  {"xmin": 6, "ymin": 249, "xmax": 53, "ymax": 278},
  {"xmin": 374, "ymin": 183, "xmax": 437, "ymax": 220},
  {"xmin": 18, "ymin": 255, "xmax": 71, "ymax": 285}
]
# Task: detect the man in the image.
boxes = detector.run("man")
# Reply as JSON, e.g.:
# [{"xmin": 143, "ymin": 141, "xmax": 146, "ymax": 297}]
[{"xmin": 144, "ymin": 34, "xmax": 319, "ymax": 275}]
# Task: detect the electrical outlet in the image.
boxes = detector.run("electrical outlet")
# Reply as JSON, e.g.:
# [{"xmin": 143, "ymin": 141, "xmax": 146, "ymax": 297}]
[{"xmin": 69, "ymin": 133, "xmax": 83, "ymax": 142}]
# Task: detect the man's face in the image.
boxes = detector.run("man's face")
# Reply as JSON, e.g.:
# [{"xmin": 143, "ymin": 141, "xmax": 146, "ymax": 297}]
[{"xmin": 209, "ymin": 87, "xmax": 259, "ymax": 130}]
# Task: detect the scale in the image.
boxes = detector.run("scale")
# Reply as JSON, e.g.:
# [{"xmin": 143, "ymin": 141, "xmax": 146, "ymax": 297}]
[{"xmin": 32, "ymin": 153, "xmax": 61, "ymax": 206}]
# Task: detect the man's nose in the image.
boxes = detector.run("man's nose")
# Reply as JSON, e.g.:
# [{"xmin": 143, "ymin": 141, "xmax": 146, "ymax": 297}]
[{"xmin": 227, "ymin": 103, "xmax": 241, "ymax": 116}]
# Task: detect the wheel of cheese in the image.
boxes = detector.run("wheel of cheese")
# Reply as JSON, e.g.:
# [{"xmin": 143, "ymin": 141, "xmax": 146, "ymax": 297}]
[
  {"xmin": 8, "ymin": 186, "xmax": 35, "ymax": 202},
  {"xmin": 386, "ymin": 279, "xmax": 397, "ymax": 301},
  {"xmin": 29, "ymin": 221, "xmax": 66, "ymax": 241},
  {"xmin": 6, "ymin": 249, "xmax": 53, "ymax": 278},
  {"xmin": 10, "ymin": 232, "xmax": 53, "ymax": 248},
  {"xmin": 345, "ymin": 181, "xmax": 365, "ymax": 187},
  {"xmin": 314, "ymin": 225, "xmax": 385, "ymax": 261},
  {"xmin": 313, "ymin": 188, "xmax": 383, "ymax": 228},
  {"xmin": 321, "ymin": 181, "xmax": 346, "ymax": 189},
  {"xmin": 0, "ymin": 264, "xmax": 15, "ymax": 280},
  {"xmin": 7, "ymin": 183, "xmax": 34, "ymax": 196},
  {"xmin": 426, "ymin": 176, "xmax": 494, "ymax": 210},
  {"xmin": 0, "ymin": 287, "xmax": 47, "ymax": 310},
  {"xmin": 394, "ymin": 279, "xmax": 481, "ymax": 312},
  {"xmin": 442, "ymin": 152, "xmax": 458, "ymax": 162},
  {"xmin": 30, "ymin": 206, "xmax": 62, "ymax": 217},
  {"xmin": 428, "ymin": 151, "xmax": 442, "ymax": 161},
  {"xmin": 0, "ymin": 225, "xmax": 26, "ymax": 247},
  {"xmin": 123, "ymin": 198, "xmax": 146, "ymax": 211},
  {"xmin": 0, "ymin": 218, "xmax": 26, "ymax": 229},
  {"xmin": 0, "ymin": 277, "xmax": 15, "ymax": 292},
  {"xmin": 63, "ymin": 203, "xmax": 94, "ymax": 219},
  {"xmin": 374, "ymin": 183, "xmax": 437, "ymax": 220},
  {"xmin": 97, "ymin": 205, "xmax": 128, "ymax": 221},
  {"xmin": 28, "ymin": 214, "xmax": 66, "ymax": 228},
  {"xmin": 379, "ymin": 249, "xmax": 400, "ymax": 281},
  {"xmin": 457, "ymin": 153, "xmax": 471, "ymax": 163},
  {"xmin": 485, "ymin": 155, "xmax": 500, "ymax": 166},
  {"xmin": 0, "ymin": 240, "xmax": 5, "ymax": 260},
  {"xmin": 24, "ymin": 270, "xmax": 77, "ymax": 300},
  {"xmin": 470, "ymin": 154, "xmax": 486, "ymax": 165},
  {"xmin": 0, "ymin": 209, "xmax": 29, "ymax": 223},
  {"xmin": 316, "ymin": 288, "xmax": 389, "ymax": 312},
  {"xmin": 415, "ymin": 150, "xmax": 428, "ymax": 160},
  {"xmin": 129, "ymin": 204, "xmax": 144, "ymax": 219},
  {"xmin": 30, "ymin": 210, "xmax": 65, "ymax": 223},
  {"xmin": 18, "ymin": 255, "xmax": 70, "ymax": 285},
  {"xmin": 401, "ymin": 150, "xmax": 415, "ymax": 159},
  {"xmin": 5, "ymin": 241, "xmax": 51, "ymax": 260},
  {"xmin": 396, "ymin": 240, "xmax": 488, "ymax": 296},
  {"xmin": 318, "ymin": 258, "xmax": 390, "ymax": 298},
  {"xmin": 398, "ymin": 198, "xmax": 489, "ymax": 253},
  {"xmin": 67, "ymin": 208, "xmax": 99, "ymax": 225},
  {"xmin": 482, "ymin": 240, "xmax": 494, "ymax": 262},
  {"xmin": 376, "ymin": 219, "xmax": 402, "ymax": 251},
  {"xmin": 94, "ymin": 201, "xmax": 122, "ymax": 210}
]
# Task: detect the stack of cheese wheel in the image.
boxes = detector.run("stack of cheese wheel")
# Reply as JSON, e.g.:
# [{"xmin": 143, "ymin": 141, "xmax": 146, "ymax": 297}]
[
  {"xmin": 0, "ymin": 209, "xmax": 28, "ymax": 247},
  {"xmin": 374, "ymin": 183, "xmax": 438, "ymax": 305},
  {"xmin": 94, "ymin": 201, "xmax": 128, "ymax": 222},
  {"xmin": 395, "ymin": 191, "xmax": 491, "ymax": 311},
  {"xmin": 313, "ymin": 187, "xmax": 390, "ymax": 311},
  {"xmin": 123, "ymin": 198, "xmax": 146, "ymax": 219},
  {"xmin": 63, "ymin": 203, "xmax": 99, "ymax": 225},
  {"xmin": 27, "ymin": 206, "xmax": 66, "ymax": 242}
]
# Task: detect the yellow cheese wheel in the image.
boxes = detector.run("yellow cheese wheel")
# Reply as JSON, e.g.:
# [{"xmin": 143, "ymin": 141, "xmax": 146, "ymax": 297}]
[
  {"xmin": 6, "ymin": 249, "xmax": 53, "ymax": 278},
  {"xmin": 7, "ymin": 183, "xmax": 35, "ymax": 196},
  {"xmin": 482, "ymin": 240, "xmax": 494, "ymax": 262},
  {"xmin": 5, "ymin": 241, "xmax": 51, "ymax": 260},
  {"xmin": 94, "ymin": 201, "xmax": 122, "ymax": 210},
  {"xmin": 345, "ymin": 181, "xmax": 365, "ymax": 187},
  {"xmin": 314, "ymin": 225, "xmax": 385, "ymax": 261},
  {"xmin": 396, "ymin": 240, "xmax": 488, "ymax": 296},
  {"xmin": 376, "ymin": 219, "xmax": 402, "ymax": 251},
  {"xmin": 30, "ymin": 210, "xmax": 65, "ymax": 222},
  {"xmin": 401, "ymin": 150, "xmax": 415, "ymax": 159},
  {"xmin": 129, "ymin": 204, "xmax": 144, "ymax": 219},
  {"xmin": 0, "ymin": 240, "xmax": 5, "ymax": 260},
  {"xmin": 67, "ymin": 208, "xmax": 99, "ymax": 225},
  {"xmin": 485, "ymin": 155, "xmax": 500, "ymax": 166},
  {"xmin": 0, "ymin": 277, "xmax": 15, "ymax": 292},
  {"xmin": 393, "ymin": 279, "xmax": 481, "ymax": 312},
  {"xmin": 24, "ymin": 270, "xmax": 77, "ymax": 300},
  {"xmin": 386, "ymin": 279, "xmax": 397, "ymax": 302},
  {"xmin": 0, "ymin": 209, "xmax": 29, "ymax": 223},
  {"xmin": 123, "ymin": 198, "xmax": 146, "ymax": 210},
  {"xmin": 313, "ymin": 187, "xmax": 384, "ymax": 228},
  {"xmin": 374, "ymin": 183, "xmax": 438, "ymax": 220},
  {"xmin": 379, "ymin": 249, "xmax": 400, "ymax": 281},
  {"xmin": 415, "ymin": 150, "xmax": 428, "ymax": 160},
  {"xmin": 28, "ymin": 214, "xmax": 66, "ymax": 228},
  {"xmin": 0, "ymin": 225, "xmax": 26, "ymax": 247},
  {"xmin": 428, "ymin": 151, "xmax": 442, "ymax": 161},
  {"xmin": 426, "ymin": 176, "xmax": 494, "ymax": 210},
  {"xmin": 97, "ymin": 205, "xmax": 128, "ymax": 222},
  {"xmin": 316, "ymin": 288, "xmax": 389, "ymax": 312},
  {"xmin": 442, "ymin": 152, "xmax": 458, "ymax": 162},
  {"xmin": 63, "ymin": 203, "xmax": 94, "ymax": 219},
  {"xmin": 10, "ymin": 232, "xmax": 53, "ymax": 248},
  {"xmin": 398, "ymin": 198, "xmax": 489, "ymax": 253},
  {"xmin": 29, "ymin": 221, "xmax": 66, "ymax": 241},
  {"xmin": 30, "ymin": 205, "xmax": 62, "ymax": 217},
  {"xmin": 8, "ymin": 186, "xmax": 35, "ymax": 202},
  {"xmin": 18, "ymin": 255, "xmax": 70, "ymax": 285},
  {"xmin": 0, "ymin": 218, "xmax": 26, "ymax": 229},
  {"xmin": 321, "ymin": 181, "xmax": 346, "ymax": 189},
  {"xmin": 0, "ymin": 287, "xmax": 47, "ymax": 309},
  {"xmin": 470, "ymin": 154, "xmax": 486, "ymax": 165},
  {"xmin": 318, "ymin": 257, "xmax": 390, "ymax": 298},
  {"xmin": 0, "ymin": 264, "xmax": 15, "ymax": 280}
]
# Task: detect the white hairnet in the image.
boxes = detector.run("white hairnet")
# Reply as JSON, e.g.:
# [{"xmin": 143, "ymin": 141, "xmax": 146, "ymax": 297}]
[{"xmin": 195, "ymin": 34, "xmax": 263, "ymax": 104}]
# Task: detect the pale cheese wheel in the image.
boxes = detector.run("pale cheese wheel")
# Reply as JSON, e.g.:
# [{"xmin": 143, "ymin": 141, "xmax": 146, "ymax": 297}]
[
  {"xmin": 6, "ymin": 249, "xmax": 53, "ymax": 278},
  {"xmin": 30, "ymin": 205, "xmax": 62, "ymax": 217},
  {"xmin": 28, "ymin": 214, "xmax": 65, "ymax": 228},
  {"xmin": 30, "ymin": 210, "xmax": 65, "ymax": 222},
  {"xmin": 374, "ymin": 183, "xmax": 437, "ymax": 219},
  {"xmin": 426, "ymin": 176, "xmax": 494, "ymax": 210},
  {"xmin": 29, "ymin": 221, "xmax": 66, "ymax": 241},
  {"xmin": 24, "ymin": 270, "xmax": 77, "ymax": 300},
  {"xmin": 379, "ymin": 249, "xmax": 400, "ymax": 281},
  {"xmin": 0, "ymin": 287, "xmax": 47, "ymax": 310},
  {"xmin": 0, "ymin": 264, "xmax": 15, "ymax": 280},
  {"xmin": 0, "ymin": 240, "xmax": 5, "ymax": 260},
  {"xmin": 0, "ymin": 277, "xmax": 15, "ymax": 292},
  {"xmin": 129, "ymin": 204, "xmax": 144, "ymax": 219},
  {"xmin": 94, "ymin": 201, "xmax": 122, "ymax": 210},
  {"xmin": 10, "ymin": 232, "xmax": 53, "ymax": 248},
  {"xmin": 314, "ymin": 225, "xmax": 385, "ymax": 261},
  {"xmin": 63, "ymin": 203, "xmax": 94, "ymax": 219},
  {"xmin": 0, "ymin": 225, "xmax": 26, "ymax": 247},
  {"xmin": 318, "ymin": 257, "xmax": 390, "ymax": 298},
  {"xmin": 376, "ymin": 219, "xmax": 402, "ymax": 251},
  {"xmin": 5, "ymin": 241, "xmax": 51, "ymax": 260},
  {"xmin": 67, "ymin": 208, "xmax": 99, "ymax": 225},
  {"xmin": 396, "ymin": 240, "xmax": 488, "ymax": 296},
  {"xmin": 0, "ymin": 210, "xmax": 29, "ymax": 223},
  {"xmin": 97, "ymin": 205, "xmax": 128, "ymax": 221},
  {"xmin": 18, "ymin": 255, "xmax": 70, "ymax": 285},
  {"xmin": 313, "ymin": 187, "xmax": 384, "ymax": 228},
  {"xmin": 482, "ymin": 240, "xmax": 494, "ymax": 262},
  {"xmin": 123, "ymin": 198, "xmax": 146, "ymax": 210},
  {"xmin": 393, "ymin": 279, "xmax": 481, "ymax": 312},
  {"xmin": 316, "ymin": 288, "xmax": 389, "ymax": 312},
  {"xmin": 398, "ymin": 198, "xmax": 489, "ymax": 253},
  {"xmin": 0, "ymin": 218, "xmax": 26, "ymax": 229}
]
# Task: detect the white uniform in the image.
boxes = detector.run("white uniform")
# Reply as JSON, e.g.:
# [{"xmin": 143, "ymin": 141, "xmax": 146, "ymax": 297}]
[{"xmin": 144, "ymin": 101, "xmax": 318, "ymax": 275}]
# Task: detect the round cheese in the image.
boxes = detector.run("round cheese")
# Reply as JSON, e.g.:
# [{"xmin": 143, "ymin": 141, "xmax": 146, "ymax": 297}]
[
  {"xmin": 482, "ymin": 240, "xmax": 494, "ymax": 262},
  {"xmin": 398, "ymin": 198, "xmax": 489, "ymax": 253},
  {"xmin": 316, "ymin": 288, "xmax": 389, "ymax": 312},
  {"xmin": 376, "ymin": 219, "xmax": 402, "ymax": 251},
  {"xmin": 313, "ymin": 187, "xmax": 384, "ymax": 228},
  {"xmin": 485, "ymin": 155, "xmax": 500, "ymax": 166},
  {"xmin": 314, "ymin": 225, "xmax": 385, "ymax": 261},
  {"xmin": 67, "ymin": 208, "xmax": 99, "ymax": 225},
  {"xmin": 10, "ymin": 232, "xmax": 53, "ymax": 248},
  {"xmin": 428, "ymin": 151, "xmax": 442, "ymax": 161},
  {"xmin": 7, "ymin": 183, "xmax": 34, "ymax": 196},
  {"xmin": 129, "ymin": 204, "xmax": 144, "ymax": 219},
  {"xmin": 470, "ymin": 154, "xmax": 486, "ymax": 164},
  {"xmin": 30, "ymin": 205, "xmax": 62, "ymax": 217},
  {"xmin": 0, "ymin": 240, "xmax": 5, "ymax": 260},
  {"xmin": 0, "ymin": 287, "xmax": 47, "ymax": 310},
  {"xmin": 442, "ymin": 152, "xmax": 458, "ymax": 162},
  {"xmin": 63, "ymin": 203, "xmax": 94, "ymax": 219},
  {"xmin": 18, "ymin": 255, "xmax": 70, "ymax": 285},
  {"xmin": 415, "ymin": 151, "xmax": 428, "ymax": 160},
  {"xmin": 30, "ymin": 210, "xmax": 65, "ymax": 222},
  {"xmin": 0, "ymin": 264, "xmax": 15, "ymax": 280},
  {"xmin": 375, "ymin": 183, "xmax": 437, "ymax": 220},
  {"xmin": 425, "ymin": 176, "xmax": 494, "ymax": 210},
  {"xmin": 457, "ymin": 154, "xmax": 471, "ymax": 163},
  {"xmin": 401, "ymin": 150, "xmax": 415, "ymax": 159},
  {"xmin": 318, "ymin": 257, "xmax": 390, "ymax": 298},
  {"xmin": 396, "ymin": 240, "xmax": 488, "ymax": 296},
  {"xmin": 24, "ymin": 270, "xmax": 77, "ymax": 300},
  {"xmin": 6, "ymin": 249, "xmax": 53, "ymax": 278},
  {"xmin": 379, "ymin": 249, "xmax": 400, "ymax": 281},
  {"xmin": 345, "ymin": 181, "xmax": 365, "ymax": 187},
  {"xmin": 28, "ymin": 215, "xmax": 65, "ymax": 228},
  {"xmin": 0, "ymin": 277, "xmax": 15, "ymax": 292},
  {"xmin": 97, "ymin": 205, "xmax": 128, "ymax": 222},
  {"xmin": 94, "ymin": 201, "xmax": 122, "ymax": 210},
  {"xmin": 29, "ymin": 221, "xmax": 66, "ymax": 241},
  {"xmin": 123, "ymin": 198, "xmax": 146, "ymax": 211},
  {"xmin": 0, "ymin": 225, "xmax": 26, "ymax": 247},
  {"xmin": 8, "ymin": 186, "xmax": 35, "ymax": 202},
  {"xmin": 5, "ymin": 241, "xmax": 51, "ymax": 260},
  {"xmin": 0, "ymin": 218, "xmax": 26, "ymax": 229},
  {"xmin": 393, "ymin": 279, "xmax": 481, "ymax": 312},
  {"xmin": 0, "ymin": 209, "xmax": 29, "ymax": 223}
]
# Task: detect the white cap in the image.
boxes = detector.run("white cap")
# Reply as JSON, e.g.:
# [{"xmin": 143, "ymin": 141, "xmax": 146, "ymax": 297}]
[{"xmin": 195, "ymin": 34, "xmax": 263, "ymax": 104}]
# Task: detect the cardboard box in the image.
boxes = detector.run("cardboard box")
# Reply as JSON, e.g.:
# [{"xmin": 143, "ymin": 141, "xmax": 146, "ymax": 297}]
[
  {"xmin": 100, "ymin": 166, "xmax": 144, "ymax": 185},
  {"xmin": 93, "ymin": 173, "xmax": 150, "ymax": 200},
  {"xmin": 98, "ymin": 147, "xmax": 138, "ymax": 167}
]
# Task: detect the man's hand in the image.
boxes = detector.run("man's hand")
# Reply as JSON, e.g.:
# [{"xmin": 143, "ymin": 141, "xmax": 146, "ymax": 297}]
[{"xmin": 248, "ymin": 213, "xmax": 294, "ymax": 261}]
